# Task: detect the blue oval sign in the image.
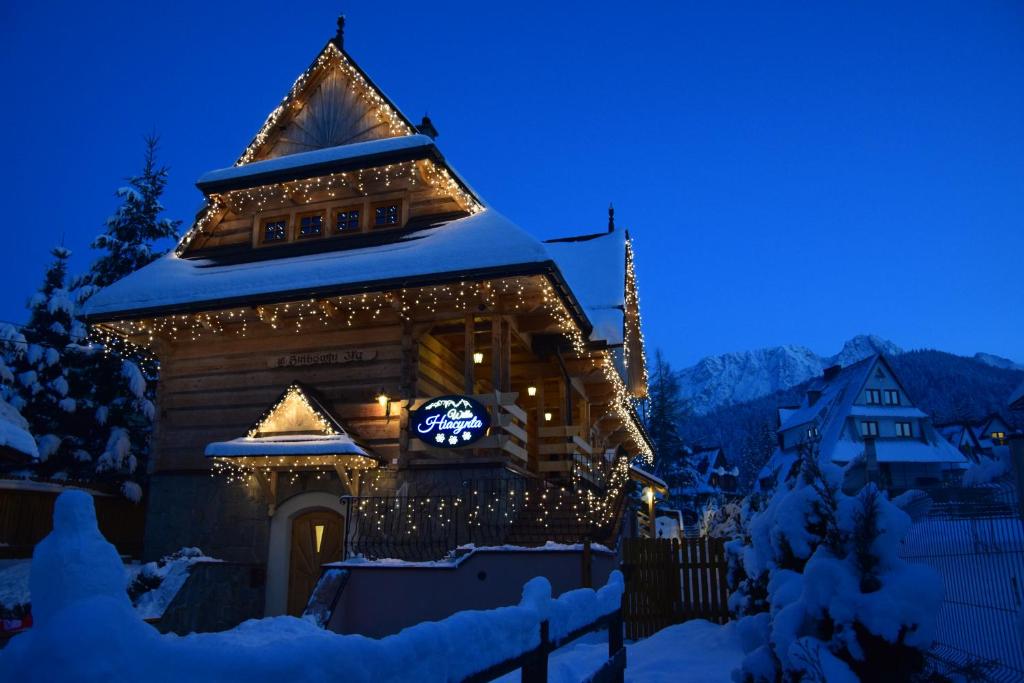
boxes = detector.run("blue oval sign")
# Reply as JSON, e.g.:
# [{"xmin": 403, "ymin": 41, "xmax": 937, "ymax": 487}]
[{"xmin": 411, "ymin": 395, "xmax": 491, "ymax": 448}]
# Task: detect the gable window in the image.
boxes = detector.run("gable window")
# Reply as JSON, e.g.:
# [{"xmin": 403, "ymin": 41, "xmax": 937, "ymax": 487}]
[
  {"xmin": 896, "ymin": 422, "xmax": 912, "ymax": 437},
  {"xmin": 860, "ymin": 421, "xmax": 879, "ymax": 437},
  {"xmin": 297, "ymin": 212, "xmax": 324, "ymax": 239},
  {"xmin": 261, "ymin": 216, "xmax": 289, "ymax": 243},
  {"xmin": 866, "ymin": 389, "xmax": 881, "ymax": 405},
  {"xmin": 807, "ymin": 425, "xmax": 819, "ymax": 439},
  {"xmin": 372, "ymin": 201, "xmax": 401, "ymax": 228},
  {"xmin": 335, "ymin": 206, "xmax": 362, "ymax": 234},
  {"xmin": 993, "ymin": 431, "xmax": 1007, "ymax": 444},
  {"xmin": 884, "ymin": 389, "xmax": 900, "ymax": 405}
]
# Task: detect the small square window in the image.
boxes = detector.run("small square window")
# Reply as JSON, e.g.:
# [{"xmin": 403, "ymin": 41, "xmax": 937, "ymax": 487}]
[
  {"xmin": 298, "ymin": 213, "xmax": 324, "ymax": 239},
  {"xmin": 896, "ymin": 422, "xmax": 912, "ymax": 437},
  {"xmin": 884, "ymin": 389, "xmax": 900, "ymax": 405},
  {"xmin": 373, "ymin": 202, "xmax": 401, "ymax": 228},
  {"xmin": 335, "ymin": 207, "xmax": 362, "ymax": 233},
  {"xmin": 861, "ymin": 421, "xmax": 879, "ymax": 437},
  {"xmin": 262, "ymin": 217, "xmax": 289, "ymax": 243},
  {"xmin": 866, "ymin": 389, "xmax": 881, "ymax": 405}
]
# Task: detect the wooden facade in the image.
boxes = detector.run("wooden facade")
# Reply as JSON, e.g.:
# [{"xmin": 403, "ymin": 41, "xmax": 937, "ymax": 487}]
[{"xmin": 85, "ymin": 20, "xmax": 652, "ymax": 615}]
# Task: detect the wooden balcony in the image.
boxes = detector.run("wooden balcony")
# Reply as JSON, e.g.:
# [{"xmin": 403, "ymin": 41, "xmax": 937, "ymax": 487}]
[{"xmin": 537, "ymin": 424, "xmax": 604, "ymax": 485}]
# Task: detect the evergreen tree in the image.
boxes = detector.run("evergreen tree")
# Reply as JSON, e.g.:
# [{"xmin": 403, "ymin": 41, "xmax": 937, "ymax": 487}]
[
  {"xmin": 642, "ymin": 349, "xmax": 687, "ymax": 459},
  {"xmin": 8, "ymin": 247, "xmax": 89, "ymax": 473},
  {"xmin": 71, "ymin": 136, "xmax": 176, "ymax": 499},
  {"xmin": 75, "ymin": 135, "xmax": 181, "ymax": 293}
]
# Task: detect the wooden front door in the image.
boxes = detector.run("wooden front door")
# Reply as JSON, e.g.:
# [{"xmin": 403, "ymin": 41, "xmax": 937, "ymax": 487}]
[{"xmin": 287, "ymin": 509, "xmax": 344, "ymax": 615}]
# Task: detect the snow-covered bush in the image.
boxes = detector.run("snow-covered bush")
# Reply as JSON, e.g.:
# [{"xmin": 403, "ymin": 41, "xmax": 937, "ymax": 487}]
[{"xmin": 730, "ymin": 445, "xmax": 942, "ymax": 682}]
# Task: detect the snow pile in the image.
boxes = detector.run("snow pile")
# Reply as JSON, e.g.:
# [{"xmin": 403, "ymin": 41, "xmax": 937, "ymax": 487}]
[
  {"xmin": 0, "ymin": 560, "xmax": 31, "ymax": 618},
  {"xmin": 128, "ymin": 548, "xmax": 220, "ymax": 620},
  {"xmin": 1, "ymin": 491, "xmax": 625, "ymax": 682},
  {"xmin": 727, "ymin": 455, "xmax": 942, "ymax": 681},
  {"xmin": 0, "ymin": 397, "xmax": 38, "ymax": 459}
]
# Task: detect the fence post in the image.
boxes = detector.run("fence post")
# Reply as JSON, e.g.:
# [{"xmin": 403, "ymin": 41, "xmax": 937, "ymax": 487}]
[
  {"xmin": 1011, "ymin": 434, "xmax": 1024, "ymax": 521},
  {"xmin": 608, "ymin": 603, "xmax": 625, "ymax": 683},
  {"xmin": 521, "ymin": 620, "xmax": 549, "ymax": 683},
  {"xmin": 582, "ymin": 539, "xmax": 592, "ymax": 588}
]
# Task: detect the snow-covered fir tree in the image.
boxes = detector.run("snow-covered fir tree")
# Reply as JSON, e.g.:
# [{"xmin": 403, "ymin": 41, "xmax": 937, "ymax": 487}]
[
  {"xmin": 7, "ymin": 247, "xmax": 89, "ymax": 474},
  {"xmin": 727, "ymin": 442, "xmax": 942, "ymax": 681},
  {"xmin": 71, "ymin": 136, "xmax": 177, "ymax": 500},
  {"xmin": 75, "ymin": 135, "xmax": 181, "ymax": 293}
]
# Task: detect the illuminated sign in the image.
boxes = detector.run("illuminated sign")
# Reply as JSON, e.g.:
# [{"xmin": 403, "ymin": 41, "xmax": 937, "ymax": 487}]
[{"xmin": 411, "ymin": 395, "xmax": 490, "ymax": 448}]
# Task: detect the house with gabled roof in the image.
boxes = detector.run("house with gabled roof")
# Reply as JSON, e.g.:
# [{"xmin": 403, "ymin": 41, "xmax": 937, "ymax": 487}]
[
  {"xmin": 81, "ymin": 17, "xmax": 652, "ymax": 628},
  {"xmin": 758, "ymin": 354, "xmax": 966, "ymax": 493}
]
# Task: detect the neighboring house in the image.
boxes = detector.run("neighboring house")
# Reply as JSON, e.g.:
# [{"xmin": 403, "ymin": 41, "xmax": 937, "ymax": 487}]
[
  {"xmin": 758, "ymin": 354, "xmax": 966, "ymax": 493},
  {"xmin": 665, "ymin": 447, "xmax": 738, "ymax": 508},
  {"xmin": 0, "ymin": 398, "xmax": 38, "ymax": 464},
  {"xmin": 81, "ymin": 18, "xmax": 652, "ymax": 629},
  {"xmin": 936, "ymin": 422, "xmax": 985, "ymax": 463},
  {"xmin": 973, "ymin": 413, "xmax": 1013, "ymax": 449}
]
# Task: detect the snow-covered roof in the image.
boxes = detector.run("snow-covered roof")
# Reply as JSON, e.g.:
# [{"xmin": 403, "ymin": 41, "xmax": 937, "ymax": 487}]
[
  {"xmin": 629, "ymin": 463, "xmax": 668, "ymax": 492},
  {"xmin": 830, "ymin": 438, "xmax": 966, "ymax": 464},
  {"xmin": 544, "ymin": 230, "xmax": 626, "ymax": 345},
  {"xmin": 848, "ymin": 405, "xmax": 928, "ymax": 419},
  {"xmin": 204, "ymin": 434, "xmax": 369, "ymax": 458},
  {"xmin": 0, "ymin": 398, "xmax": 38, "ymax": 461},
  {"xmin": 1010, "ymin": 379, "xmax": 1024, "ymax": 411},
  {"xmin": 84, "ymin": 210, "xmax": 557, "ymax": 321},
  {"xmin": 196, "ymin": 135, "xmax": 442, "ymax": 194}
]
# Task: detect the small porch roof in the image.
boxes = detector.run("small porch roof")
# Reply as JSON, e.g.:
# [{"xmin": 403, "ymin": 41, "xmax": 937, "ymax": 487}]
[{"xmin": 204, "ymin": 433, "xmax": 371, "ymax": 459}]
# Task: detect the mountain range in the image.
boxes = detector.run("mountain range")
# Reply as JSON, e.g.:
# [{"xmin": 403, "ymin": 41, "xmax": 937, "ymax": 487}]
[
  {"xmin": 671, "ymin": 337, "xmax": 1024, "ymax": 488},
  {"xmin": 677, "ymin": 334, "xmax": 1021, "ymax": 415}
]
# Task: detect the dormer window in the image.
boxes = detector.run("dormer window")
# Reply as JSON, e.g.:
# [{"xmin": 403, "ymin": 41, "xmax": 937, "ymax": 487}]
[
  {"xmin": 884, "ymin": 389, "xmax": 900, "ymax": 405},
  {"xmin": 866, "ymin": 389, "xmax": 881, "ymax": 405},
  {"xmin": 373, "ymin": 201, "xmax": 401, "ymax": 228},
  {"xmin": 335, "ymin": 206, "xmax": 362, "ymax": 233},
  {"xmin": 297, "ymin": 212, "xmax": 324, "ymax": 239},
  {"xmin": 262, "ymin": 217, "xmax": 289, "ymax": 243},
  {"xmin": 896, "ymin": 422, "xmax": 912, "ymax": 437}
]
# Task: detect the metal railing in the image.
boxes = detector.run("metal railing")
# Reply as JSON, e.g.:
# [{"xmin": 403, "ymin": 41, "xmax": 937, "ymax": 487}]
[
  {"xmin": 899, "ymin": 482, "xmax": 1024, "ymax": 681},
  {"xmin": 341, "ymin": 465, "xmax": 628, "ymax": 561}
]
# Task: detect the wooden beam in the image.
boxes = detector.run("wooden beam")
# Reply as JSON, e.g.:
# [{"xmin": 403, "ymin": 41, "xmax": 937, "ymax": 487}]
[{"xmin": 464, "ymin": 313, "xmax": 475, "ymax": 394}]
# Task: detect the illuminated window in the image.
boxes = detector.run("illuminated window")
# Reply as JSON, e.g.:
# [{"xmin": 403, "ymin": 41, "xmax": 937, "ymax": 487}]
[
  {"xmin": 865, "ymin": 389, "xmax": 881, "ymax": 405},
  {"xmin": 335, "ymin": 206, "xmax": 362, "ymax": 233},
  {"xmin": 896, "ymin": 422, "xmax": 912, "ymax": 437},
  {"xmin": 261, "ymin": 217, "xmax": 289, "ymax": 243},
  {"xmin": 314, "ymin": 524, "xmax": 325, "ymax": 553},
  {"xmin": 993, "ymin": 431, "xmax": 1006, "ymax": 443},
  {"xmin": 297, "ymin": 212, "xmax": 324, "ymax": 239},
  {"xmin": 373, "ymin": 201, "xmax": 401, "ymax": 228},
  {"xmin": 884, "ymin": 389, "xmax": 900, "ymax": 405},
  {"xmin": 861, "ymin": 421, "xmax": 879, "ymax": 437}
]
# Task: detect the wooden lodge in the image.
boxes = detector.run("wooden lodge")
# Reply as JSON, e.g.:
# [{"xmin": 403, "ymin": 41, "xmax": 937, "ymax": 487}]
[{"xmin": 84, "ymin": 18, "xmax": 653, "ymax": 621}]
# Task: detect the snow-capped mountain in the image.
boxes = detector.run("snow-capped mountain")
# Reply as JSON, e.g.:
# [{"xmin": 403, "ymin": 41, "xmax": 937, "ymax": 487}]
[
  {"xmin": 678, "ymin": 334, "xmax": 902, "ymax": 415},
  {"xmin": 974, "ymin": 352, "xmax": 1024, "ymax": 372}
]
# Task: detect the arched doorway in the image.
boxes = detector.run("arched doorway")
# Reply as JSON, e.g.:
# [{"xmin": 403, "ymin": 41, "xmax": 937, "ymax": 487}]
[
  {"xmin": 287, "ymin": 508, "xmax": 344, "ymax": 615},
  {"xmin": 266, "ymin": 492, "xmax": 346, "ymax": 617}
]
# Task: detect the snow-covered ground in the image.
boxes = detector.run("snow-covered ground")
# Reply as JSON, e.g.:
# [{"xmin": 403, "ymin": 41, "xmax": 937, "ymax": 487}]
[{"xmin": 496, "ymin": 620, "xmax": 743, "ymax": 683}]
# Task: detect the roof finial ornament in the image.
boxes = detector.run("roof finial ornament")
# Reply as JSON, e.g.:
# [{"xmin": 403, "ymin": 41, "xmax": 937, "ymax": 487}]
[
  {"xmin": 335, "ymin": 15, "xmax": 346, "ymax": 49},
  {"xmin": 417, "ymin": 114, "xmax": 439, "ymax": 139},
  {"xmin": 608, "ymin": 203, "xmax": 615, "ymax": 233}
]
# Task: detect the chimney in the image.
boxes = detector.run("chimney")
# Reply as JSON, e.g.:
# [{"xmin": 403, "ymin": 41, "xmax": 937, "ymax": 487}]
[
  {"xmin": 823, "ymin": 364, "xmax": 842, "ymax": 382},
  {"xmin": 608, "ymin": 204, "xmax": 615, "ymax": 233},
  {"xmin": 416, "ymin": 115, "xmax": 438, "ymax": 139}
]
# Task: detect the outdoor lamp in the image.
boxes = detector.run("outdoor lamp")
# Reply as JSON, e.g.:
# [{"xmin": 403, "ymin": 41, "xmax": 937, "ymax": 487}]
[
  {"xmin": 527, "ymin": 386, "xmax": 537, "ymax": 397},
  {"xmin": 473, "ymin": 352, "xmax": 484, "ymax": 364}
]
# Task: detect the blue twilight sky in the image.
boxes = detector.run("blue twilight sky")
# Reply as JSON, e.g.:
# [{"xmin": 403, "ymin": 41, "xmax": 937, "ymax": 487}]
[{"xmin": 1, "ymin": 1, "xmax": 1022, "ymax": 369}]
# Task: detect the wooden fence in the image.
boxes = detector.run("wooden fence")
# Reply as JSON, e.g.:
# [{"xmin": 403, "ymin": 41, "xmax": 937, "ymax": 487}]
[
  {"xmin": 463, "ymin": 604, "xmax": 625, "ymax": 683},
  {"xmin": 621, "ymin": 536, "xmax": 730, "ymax": 639},
  {"xmin": 0, "ymin": 483, "xmax": 146, "ymax": 558}
]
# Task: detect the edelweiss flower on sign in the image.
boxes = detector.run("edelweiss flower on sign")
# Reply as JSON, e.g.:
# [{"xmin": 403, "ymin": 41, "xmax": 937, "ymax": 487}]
[{"xmin": 410, "ymin": 394, "xmax": 491, "ymax": 449}]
